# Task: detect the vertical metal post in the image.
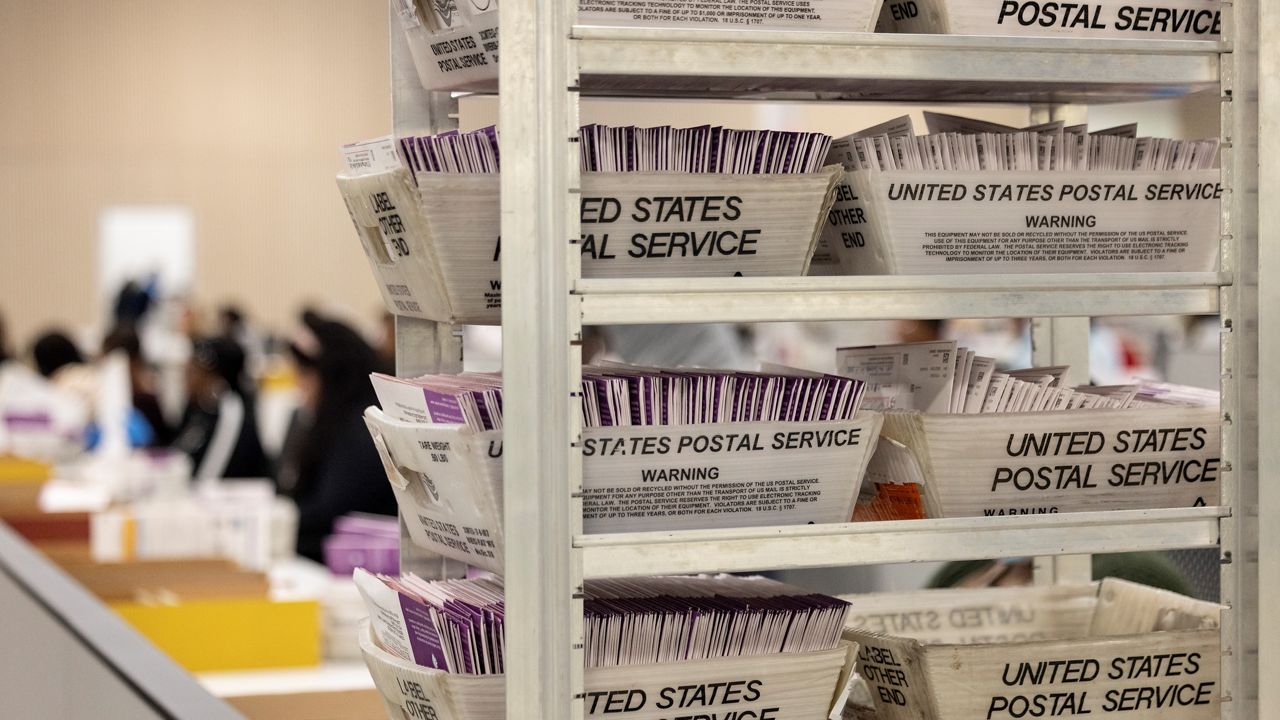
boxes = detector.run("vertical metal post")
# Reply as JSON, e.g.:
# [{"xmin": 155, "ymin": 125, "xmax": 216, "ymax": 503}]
[
  {"xmin": 1028, "ymin": 101, "xmax": 1093, "ymax": 588},
  {"xmin": 500, "ymin": 0, "xmax": 583, "ymax": 717},
  {"xmin": 1255, "ymin": 1, "xmax": 1277, "ymax": 715},
  {"xmin": 394, "ymin": 316, "xmax": 462, "ymax": 378},
  {"xmin": 391, "ymin": 3, "xmax": 466, "ymax": 580},
  {"xmin": 1222, "ymin": 0, "xmax": 1263, "ymax": 716},
  {"xmin": 1030, "ymin": 316, "xmax": 1093, "ymax": 586}
]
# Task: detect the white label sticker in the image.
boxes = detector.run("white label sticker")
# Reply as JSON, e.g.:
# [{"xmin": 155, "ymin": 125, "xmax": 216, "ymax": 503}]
[{"xmin": 342, "ymin": 136, "xmax": 403, "ymax": 176}]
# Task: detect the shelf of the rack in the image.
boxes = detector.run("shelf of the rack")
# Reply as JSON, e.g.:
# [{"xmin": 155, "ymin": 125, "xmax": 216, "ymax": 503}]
[
  {"xmin": 575, "ymin": 506, "xmax": 1226, "ymax": 578},
  {"xmin": 575, "ymin": 271, "xmax": 1229, "ymax": 324},
  {"xmin": 573, "ymin": 27, "xmax": 1222, "ymax": 103}
]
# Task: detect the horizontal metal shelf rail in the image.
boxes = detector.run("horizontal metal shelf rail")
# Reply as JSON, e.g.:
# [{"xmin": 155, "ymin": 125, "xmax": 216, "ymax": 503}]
[
  {"xmin": 576, "ymin": 271, "xmax": 1230, "ymax": 324},
  {"xmin": 573, "ymin": 27, "xmax": 1221, "ymax": 102},
  {"xmin": 575, "ymin": 506, "xmax": 1227, "ymax": 577}
]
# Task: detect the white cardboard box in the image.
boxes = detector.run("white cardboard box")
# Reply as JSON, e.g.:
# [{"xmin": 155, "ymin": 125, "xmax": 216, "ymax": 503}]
[
  {"xmin": 877, "ymin": 0, "xmax": 1223, "ymax": 40},
  {"xmin": 823, "ymin": 169, "xmax": 1221, "ymax": 275},
  {"xmin": 364, "ymin": 407, "xmax": 883, "ymax": 573},
  {"xmin": 338, "ymin": 166, "xmax": 843, "ymax": 323}
]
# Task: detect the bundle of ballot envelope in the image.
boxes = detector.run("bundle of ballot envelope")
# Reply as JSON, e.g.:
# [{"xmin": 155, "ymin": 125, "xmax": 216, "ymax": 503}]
[
  {"xmin": 355, "ymin": 571, "xmax": 860, "ymax": 720},
  {"xmin": 835, "ymin": 339, "xmax": 1219, "ymax": 415},
  {"xmin": 829, "ymin": 111, "xmax": 1219, "ymax": 174},
  {"xmin": 355, "ymin": 570, "xmax": 851, "ymax": 674},
  {"xmin": 398, "ymin": 124, "xmax": 835, "ymax": 176},
  {"xmin": 370, "ymin": 361, "xmax": 867, "ymax": 431}
]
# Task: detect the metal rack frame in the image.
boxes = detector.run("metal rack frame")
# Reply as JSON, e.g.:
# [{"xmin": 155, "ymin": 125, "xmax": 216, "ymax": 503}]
[{"xmin": 387, "ymin": 2, "xmax": 1270, "ymax": 717}]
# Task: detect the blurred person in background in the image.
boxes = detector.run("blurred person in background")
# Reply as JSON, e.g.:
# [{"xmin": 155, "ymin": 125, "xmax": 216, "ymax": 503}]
[
  {"xmin": 218, "ymin": 304, "xmax": 266, "ymax": 378},
  {"xmin": 0, "ymin": 314, "xmax": 9, "ymax": 365},
  {"xmin": 895, "ymin": 319, "xmax": 945, "ymax": 345},
  {"xmin": 29, "ymin": 329, "xmax": 161, "ymax": 449},
  {"xmin": 112, "ymin": 275, "xmax": 157, "ymax": 328},
  {"xmin": 278, "ymin": 311, "xmax": 397, "ymax": 561},
  {"xmin": 31, "ymin": 330, "xmax": 85, "ymax": 381},
  {"xmin": 172, "ymin": 336, "xmax": 270, "ymax": 479},
  {"xmin": 30, "ymin": 330, "xmax": 97, "ymax": 405},
  {"xmin": 102, "ymin": 325, "xmax": 172, "ymax": 446}
]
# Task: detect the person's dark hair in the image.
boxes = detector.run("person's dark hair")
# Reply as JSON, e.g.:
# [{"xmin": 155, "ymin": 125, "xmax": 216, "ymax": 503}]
[
  {"xmin": 191, "ymin": 336, "xmax": 249, "ymax": 396},
  {"xmin": 218, "ymin": 305, "xmax": 245, "ymax": 333},
  {"xmin": 31, "ymin": 331, "xmax": 84, "ymax": 378},
  {"xmin": 102, "ymin": 325, "xmax": 143, "ymax": 362},
  {"xmin": 221, "ymin": 306, "xmax": 243, "ymax": 323},
  {"xmin": 289, "ymin": 312, "xmax": 389, "ymax": 490},
  {"xmin": 0, "ymin": 314, "xmax": 9, "ymax": 364},
  {"xmin": 113, "ymin": 279, "xmax": 153, "ymax": 326}
]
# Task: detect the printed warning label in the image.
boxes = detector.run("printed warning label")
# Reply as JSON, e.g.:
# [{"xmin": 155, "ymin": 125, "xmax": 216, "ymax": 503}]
[
  {"xmin": 578, "ymin": 0, "xmax": 853, "ymax": 28},
  {"xmin": 826, "ymin": 170, "xmax": 1221, "ymax": 275},
  {"xmin": 584, "ymin": 477, "xmax": 823, "ymax": 520},
  {"xmin": 919, "ymin": 228, "xmax": 1191, "ymax": 264}
]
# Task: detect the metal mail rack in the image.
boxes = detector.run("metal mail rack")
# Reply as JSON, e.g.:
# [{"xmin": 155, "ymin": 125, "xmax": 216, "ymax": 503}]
[{"xmin": 387, "ymin": 2, "xmax": 1273, "ymax": 717}]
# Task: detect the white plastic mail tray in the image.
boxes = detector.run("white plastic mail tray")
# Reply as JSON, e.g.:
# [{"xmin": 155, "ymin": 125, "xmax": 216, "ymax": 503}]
[
  {"xmin": 360, "ymin": 619, "xmax": 857, "ymax": 720},
  {"xmin": 398, "ymin": 0, "xmax": 885, "ymax": 91},
  {"xmin": 365, "ymin": 407, "xmax": 882, "ymax": 573},
  {"xmin": 874, "ymin": 406, "xmax": 1221, "ymax": 518},
  {"xmin": 823, "ymin": 169, "xmax": 1221, "ymax": 275},
  {"xmin": 338, "ymin": 166, "xmax": 842, "ymax": 323},
  {"xmin": 846, "ymin": 578, "xmax": 1223, "ymax": 720}
]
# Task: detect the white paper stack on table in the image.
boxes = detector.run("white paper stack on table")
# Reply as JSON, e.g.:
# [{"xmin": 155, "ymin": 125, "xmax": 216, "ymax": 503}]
[
  {"xmin": 835, "ymin": 340, "xmax": 1222, "ymax": 519},
  {"xmin": 819, "ymin": 112, "xmax": 1223, "ymax": 275},
  {"xmin": 338, "ymin": 123, "xmax": 844, "ymax": 324},
  {"xmin": 364, "ymin": 362, "xmax": 885, "ymax": 573},
  {"xmin": 355, "ymin": 570, "xmax": 859, "ymax": 720}
]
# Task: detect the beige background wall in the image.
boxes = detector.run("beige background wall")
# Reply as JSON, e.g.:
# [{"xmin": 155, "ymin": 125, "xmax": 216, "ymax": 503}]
[{"xmin": 0, "ymin": 0, "xmax": 390, "ymax": 348}]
